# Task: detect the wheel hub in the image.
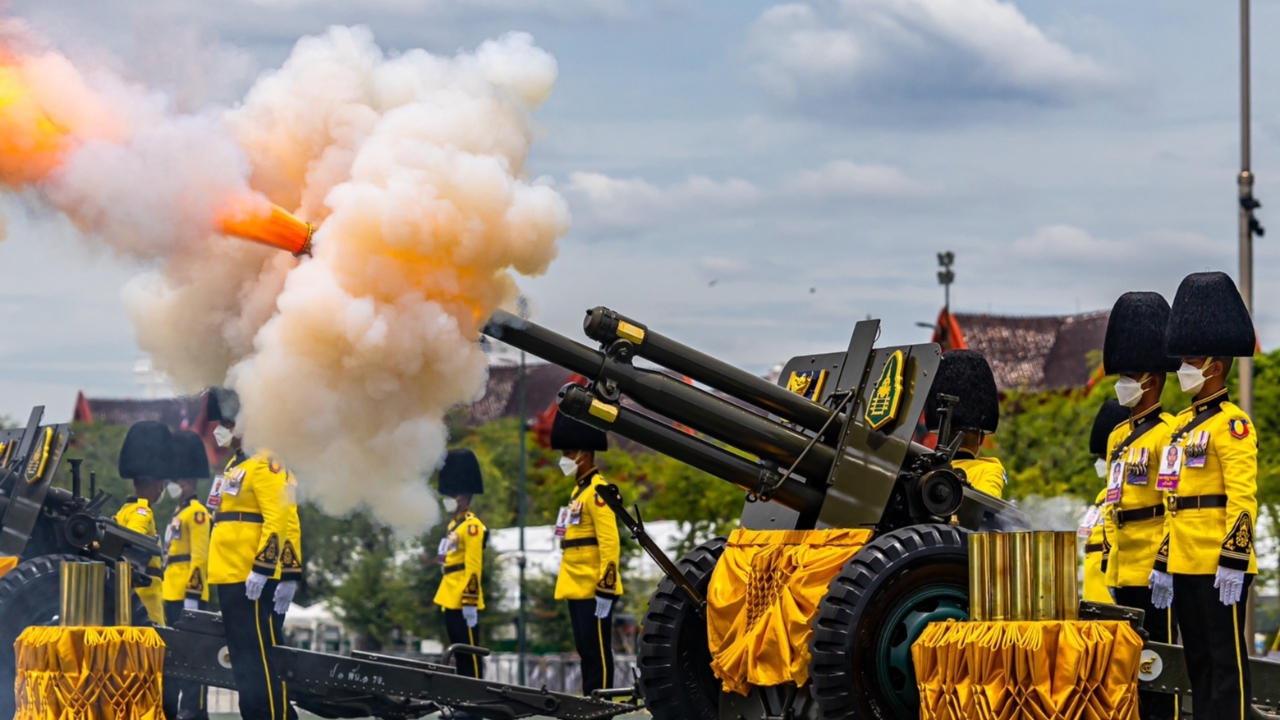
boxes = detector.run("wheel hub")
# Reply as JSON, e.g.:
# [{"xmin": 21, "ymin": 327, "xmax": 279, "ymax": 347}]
[{"xmin": 875, "ymin": 585, "xmax": 967, "ymax": 718}]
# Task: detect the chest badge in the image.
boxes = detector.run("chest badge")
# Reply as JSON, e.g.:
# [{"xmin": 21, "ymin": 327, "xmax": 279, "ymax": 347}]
[{"xmin": 864, "ymin": 350, "xmax": 905, "ymax": 431}]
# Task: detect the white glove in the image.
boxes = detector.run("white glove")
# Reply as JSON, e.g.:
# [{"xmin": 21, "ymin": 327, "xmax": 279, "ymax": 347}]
[
  {"xmin": 1214, "ymin": 567, "xmax": 1246, "ymax": 606},
  {"xmin": 273, "ymin": 580, "xmax": 297, "ymax": 614},
  {"xmin": 183, "ymin": 598, "xmax": 199, "ymax": 611},
  {"xmin": 1149, "ymin": 570, "xmax": 1174, "ymax": 609},
  {"xmin": 244, "ymin": 571, "xmax": 269, "ymax": 601},
  {"xmin": 594, "ymin": 596, "xmax": 612, "ymax": 619},
  {"xmin": 462, "ymin": 605, "xmax": 478, "ymax": 628}
]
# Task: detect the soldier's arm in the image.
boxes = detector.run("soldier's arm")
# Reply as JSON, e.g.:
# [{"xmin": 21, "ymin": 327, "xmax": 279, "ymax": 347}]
[
  {"xmin": 187, "ymin": 510, "xmax": 211, "ymax": 599},
  {"xmin": 281, "ymin": 475, "xmax": 303, "ymax": 582},
  {"xmin": 591, "ymin": 487, "xmax": 622, "ymax": 598},
  {"xmin": 251, "ymin": 461, "xmax": 288, "ymax": 577},
  {"xmin": 461, "ymin": 520, "xmax": 484, "ymax": 606},
  {"xmin": 1217, "ymin": 415, "xmax": 1259, "ymax": 571}
]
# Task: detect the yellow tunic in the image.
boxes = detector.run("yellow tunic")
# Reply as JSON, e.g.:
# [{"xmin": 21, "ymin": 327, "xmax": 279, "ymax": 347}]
[
  {"xmin": 1102, "ymin": 407, "xmax": 1175, "ymax": 588},
  {"xmin": 432, "ymin": 511, "xmax": 486, "ymax": 610},
  {"xmin": 953, "ymin": 455, "xmax": 1006, "ymax": 499},
  {"xmin": 1082, "ymin": 489, "xmax": 1111, "ymax": 604},
  {"xmin": 1154, "ymin": 392, "xmax": 1258, "ymax": 576},
  {"xmin": 207, "ymin": 451, "xmax": 302, "ymax": 585},
  {"xmin": 162, "ymin": 496, "xmax": 212, "ymax": 602},
  {"xmin": 554, "ymin": 470, "xmax": 623, "ymax": 601},
  {"xmin": 115, "ymin": 498, "xmax": 165, "ymax": 624}
]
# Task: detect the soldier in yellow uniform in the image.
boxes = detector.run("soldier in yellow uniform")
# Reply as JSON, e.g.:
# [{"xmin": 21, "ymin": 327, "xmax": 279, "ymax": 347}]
[
  {"xmin": 1099, "ymin": 292, "xmax": 1180, "ymax": 720},
  {"xmin": 550, "ymin": 411, "xmax": 621, "ymax": 696},
  {"xmin": 163, "ymin": 429, "xmax": 213, "ymax": 720},
  {"xmin": 1083, "ymin": 400, "xmax": 1128, "ymax": 605},
  {"xmin": 1149, "ymin": 272, "xmax": 1258, "ymax": 720},
  {"xmin": 205, "ymin": 388, "xmax": 302, "ymax": 720},
  {"xmin": 925, "ymin": 349, "xmax": 1006, "ymax": 498},
  {"xmin": 432, "ymin": 449, "xmax": 487, "ymax": 679},
  {"xmin": 116, "ymin": 420, "xmax": 172, "ymax": 625}
]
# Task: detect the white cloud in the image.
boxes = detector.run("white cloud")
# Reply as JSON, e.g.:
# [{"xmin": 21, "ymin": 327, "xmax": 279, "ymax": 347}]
[
  {"xmin": 748, "ymin": 0, "xmax": 1119, "ymax": 118},
  {"xmin": 564, "ymin": 159, "xmax": 923, "ymax": 236}
]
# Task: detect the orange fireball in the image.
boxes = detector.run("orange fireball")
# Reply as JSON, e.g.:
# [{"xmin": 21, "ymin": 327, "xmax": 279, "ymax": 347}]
[
  {"xmin": 216, "ymin": 197, "xmax": 315, "ymax": 256},
  {"xmin": 0, "ymin": 61, "xmax": 69, "ymax": 186}
]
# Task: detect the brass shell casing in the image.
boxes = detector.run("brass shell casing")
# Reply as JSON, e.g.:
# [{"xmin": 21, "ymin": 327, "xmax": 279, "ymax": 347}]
[
  {"xmin": 83, "ymin": 562, "xmax": 105, "ymax": 626},
  {"xmin": 1032, "ymin": 531, "xmax": 1059, "ymax": 621},
  {"xmin": 60, "ymin": 561, "xmax": 85, "ymax": 627},
  {"xmin": 115, "ymin": 561, "xmax": 133, "ymax": 626},
  {"xmin": 968, "ymin": 533, "xmax": 990, "ymax": 622},
  {"xmin": 1008, "ymin": 532, "xmax": 1034, "ymax": 621},
  {"xmin": 1055, "ymin": 531, "xmax": 1079, "ymax": 621},
  {"xmin": 987, "ymin": 533, "xmax": 1011, "ymax": 622}
]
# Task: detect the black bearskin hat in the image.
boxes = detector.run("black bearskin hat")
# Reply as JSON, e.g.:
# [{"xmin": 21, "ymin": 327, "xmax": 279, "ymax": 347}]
[
  {"xmin": 1165, "ymin": 271, "xmax": 1256, "ymax": 358},
  {"xmin": 438, "ymin": 449, "xmax": 484, "ymax": 497},
  {"xmin": 171, "ymin": 430, "xmax": 212, "ymax": 481},
  {"xmin": 1103, "ymin": 292, "xmax": 1180, "ymax": 375},
  {"xmin": 1089, "ymin": 399, "xmax": 1129, "ymax": 457},
  {"xmin": 550, "ymin": 409, "xmax": 608, "ymax": 452},
  {"xmin": 206, "ymin": 387, "xmax": 240, "ymax": 425},
  {"xmin": 118, "ymin": 421, "xmax": 175, "ymax": 481},
  {"xmin": 925, "ymin": 349, "xmax": 1000, "ymax": 434}
]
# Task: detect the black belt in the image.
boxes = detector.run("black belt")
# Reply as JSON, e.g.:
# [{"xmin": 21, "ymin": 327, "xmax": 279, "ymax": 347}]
[
  {"xmin": 146, "ymin": 567, "xmax": 163, "ymax": 578},
  {"xmin": 1167, "ymin": 494, "xmax": 1229, "ymax": 513},
  {"xmin": 560, "ymin": 537, "xmax": 598, "ymax": 549},
  {"xmin": 442, "ymin": 564, "xmax": 465, "ymax": 575},
  {"xmin": 1115, "ymin": 504, "xmax": 1165, "ymax": 527},
  {"xmin": 1084, "ymin": 543, "xmax": 1104, "ymax": 554},
  {"xmin": 166, "ymin": 554, "xmax": 191, "ymax": 564},
  {"xmin": 214, "ymin": 512, "xmax": 264, "ymax": 524}
]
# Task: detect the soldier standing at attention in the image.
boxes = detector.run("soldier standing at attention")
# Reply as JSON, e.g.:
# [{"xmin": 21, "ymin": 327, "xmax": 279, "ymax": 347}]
[
  {"xmin": 205, "ymin": 388, "xmax": 303, "ymax": 720},
  {"xmin": 924, "ymin": 349, "xmax": 1006, "ymax": 498},
  {"xmin": 1100, "ymin": 292, "xmax": 1180, "ymax": 720},
  {"xmin": 116, "ymin": 420, "xmax": 173, "ymax": 625},
  {"xmin": 1149, "ymin": 272, "xmax": 1258, "ymax": 720},
  {"xmin": 163, "ymin": 429, "xmax": 213, "ymax": 720},
  {"xmin": 432, "ymin": 449, "xmax": 488, "ymax": 679},
  {"xmin": 1083, "ymin": 400, "xmax": 1129, "ymax": 606},
  {"xmin": 550, "ymin": 411, "xmax": 622, "ymax": 696}
]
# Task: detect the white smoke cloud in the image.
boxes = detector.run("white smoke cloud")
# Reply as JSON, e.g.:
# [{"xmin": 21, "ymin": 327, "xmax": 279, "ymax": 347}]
[
  {"xmin": 1, "ymin": 21, "xmax": 569, "ymax": 529},
  {"xmin": 1010, "ymin": 494, "xmax": 1088, "ymax": 532}
]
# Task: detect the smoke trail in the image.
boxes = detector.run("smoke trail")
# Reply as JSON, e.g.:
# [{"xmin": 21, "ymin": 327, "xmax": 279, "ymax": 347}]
[
  {"xmin": 1012, "ymin": 495, "xmax": 1088, "ymax": 532},
  {"xmin": 0, "ymin": 20, "xmax": 568, "ymax": 529}
]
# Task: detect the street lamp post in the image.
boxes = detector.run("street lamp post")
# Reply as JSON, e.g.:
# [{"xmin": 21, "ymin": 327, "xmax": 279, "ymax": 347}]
[{"xmin": 516, "ymin": 296, "xmax": 530, "ymax": 683}]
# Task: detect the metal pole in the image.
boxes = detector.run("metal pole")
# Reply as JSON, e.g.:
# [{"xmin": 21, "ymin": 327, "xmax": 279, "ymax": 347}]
[
  {"xmin": 1238, "ymin": 0, "xmax": 1258, "ymax": 654},
  {"xmin": 516, "ymin": 298, "xmax": 529, "ymax": 684}
]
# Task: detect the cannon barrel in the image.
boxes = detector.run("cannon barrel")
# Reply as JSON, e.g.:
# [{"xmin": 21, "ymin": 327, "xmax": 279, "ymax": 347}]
[
  {"xmin": 583, "ymin": 307, "xmax": 836, "ymax": 432},
  {"xmin": 484, "ymin": 310, "xmax": 837, "ymax": 481},
  {"xmin": 557, "ymin": 385, "xmax": 825, "ymax": 514}
]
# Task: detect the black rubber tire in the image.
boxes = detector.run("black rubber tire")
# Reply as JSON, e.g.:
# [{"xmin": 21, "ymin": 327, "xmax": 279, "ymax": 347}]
[
  {"xmin": 637, "ymin": 537, "xmax": 726, "ymax": 720},
  {"xmin": 809, "ymin": 525, "xmax": 968, "ymax": 720},
  {"xmin": 0, "ymin": 554, "xmax": 151, "ymax": 719}
]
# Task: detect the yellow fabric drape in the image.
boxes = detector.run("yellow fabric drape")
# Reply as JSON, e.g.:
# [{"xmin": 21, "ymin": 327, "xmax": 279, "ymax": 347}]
[
  {"xmin": 707, "ymin": 527, "xmax": 874, "ymax": 695},
  {"xmin": 15, "ymin": 625, "xmax": 166, "ymax": 720},
  {"xmin": 913, "ymin": 620, "xmax": 1143, "ymax": 720}
]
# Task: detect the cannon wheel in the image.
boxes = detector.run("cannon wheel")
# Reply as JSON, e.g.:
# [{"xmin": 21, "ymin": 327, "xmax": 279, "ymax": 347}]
[
  {"xmin": 809, "ymin": 525, "xmax": 968, "ymax": 720},
  {"xmin": 637, "ymin": 537, "xmax": 726, "ymax": 720},
  {"xmin": 0, "ymin": 554, "xmax": 151, "ymax": 719}
]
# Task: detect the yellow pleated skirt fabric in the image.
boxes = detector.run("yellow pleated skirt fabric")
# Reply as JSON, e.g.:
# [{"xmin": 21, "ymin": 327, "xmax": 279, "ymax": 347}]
[
  {"xmin": 912, "ymin": 620, "xmax": 1142, "ymax": 720},
  {"xmin": 14, "ymin": 626, "xmax": 166, "ymax": 720},
  {"xmin": 706, "ymin": 527, "xmax": 874, "ymax": 695}
]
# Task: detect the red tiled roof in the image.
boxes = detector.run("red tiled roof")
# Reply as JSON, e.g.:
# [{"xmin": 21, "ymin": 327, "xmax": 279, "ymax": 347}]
[{"xmin": 936, "ymin": 310, "xmax": 1109, "ymax": 392}]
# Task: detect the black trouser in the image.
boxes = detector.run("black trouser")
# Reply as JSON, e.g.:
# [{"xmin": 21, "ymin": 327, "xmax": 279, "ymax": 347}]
[
  {"xmin": 1172, "ymin": 573, "xmax": 1253, "ymax": 720},
  {"xmin": 164, "ymin": 599, "xmax": 209, "ymax": 719},
  {"xmin": 567, "ymin": 598, "xmax": 614, "ymax": 695},
  {"xmin": 442, "ymin": 609, "xmax": 484, "ymax": 678},
  {"xmin": 1113, "ymin": 586, "xmax": 1177, "ymax": 720},
  {"xmin": 217, "ymin": 581, "xmax": 296, "ymax": 720}
]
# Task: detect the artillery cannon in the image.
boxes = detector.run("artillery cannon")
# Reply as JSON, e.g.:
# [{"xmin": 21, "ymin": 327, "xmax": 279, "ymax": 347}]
[{"xmin": 483, "ymin": 307, "xmax": 1030, "ymax": 720}]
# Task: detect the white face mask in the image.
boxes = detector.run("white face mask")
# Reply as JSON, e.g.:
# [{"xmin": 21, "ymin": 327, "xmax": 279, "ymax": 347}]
[
  {"xmin": 1177, "ymin": 361, "xmax": 1212, "ymax": 394},
  {"xmin": 442, "ymin": 497, "xmax": 458, "ymax": 513},
  {"xmin": 165, "ymin": 482, "xmax": 182, "ymax": 500},
  {"xmin": 1094, "ymin": 458, "xmax": 1108, "ymax": 478},
  {"xmin": 558, "ymin": 455, "xmax": 579, "ymax": 477},
  {"xmin": 213, "ymin": 425, "xmax": 234, "ymax": 448},
  {"xmin": 1114, "ymin": 375, "xmax": 1148, "ymax": 408}
]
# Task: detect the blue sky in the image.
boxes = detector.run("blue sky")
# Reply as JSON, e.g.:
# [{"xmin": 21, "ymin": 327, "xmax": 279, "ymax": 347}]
[{"xmin": 2, "ymin": 0, "xmax": 1278, "ymax": 422}]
